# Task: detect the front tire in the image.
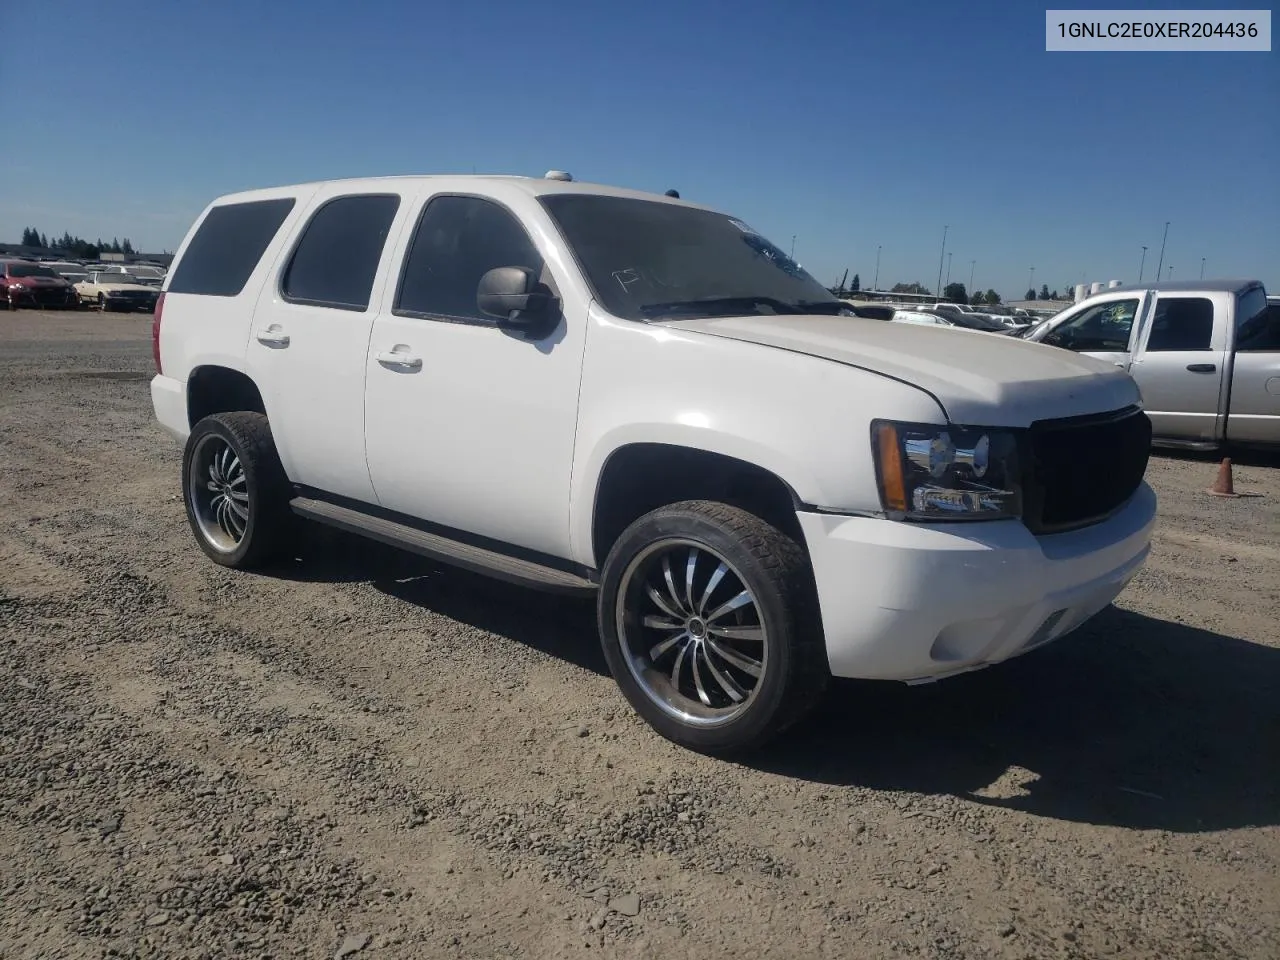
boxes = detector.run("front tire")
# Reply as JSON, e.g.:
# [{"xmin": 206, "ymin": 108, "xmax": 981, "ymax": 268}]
[
  {"xmin": 598, "ymin": 500, "xmax": 828, "ymax": 754},
  {"xmin": 181, "ymin": 412, "xmax": 290, "ymax": 569}
]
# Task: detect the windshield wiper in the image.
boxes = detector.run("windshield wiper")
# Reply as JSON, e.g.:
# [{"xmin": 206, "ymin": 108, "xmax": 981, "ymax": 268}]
[{"xmin": 640, "ymin": 296, "xmax": 845, "ymax": 320}]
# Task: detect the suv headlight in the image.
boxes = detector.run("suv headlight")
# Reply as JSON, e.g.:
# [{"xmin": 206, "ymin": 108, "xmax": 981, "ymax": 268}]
[{"xmin": 872, "ymin": 420, "xmax": 1022, "ymax": 520}]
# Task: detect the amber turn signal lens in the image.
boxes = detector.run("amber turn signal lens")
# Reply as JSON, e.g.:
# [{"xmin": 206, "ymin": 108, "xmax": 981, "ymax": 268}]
[{"xmin": 876, "ymin": 423, "xmax": 908, "ymax": 512}]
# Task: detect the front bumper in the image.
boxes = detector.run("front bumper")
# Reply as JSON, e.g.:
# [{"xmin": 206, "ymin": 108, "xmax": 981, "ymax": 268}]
[
  {"xmin": 106, "ymin": 294, "xmax": 159, "ymax": 311},
  {"xmin": 797, "ymin": 481, "xmax": 1156, "ymax": 681},
  {"xmin": 9, "ymin": 286, "xmax": 78, "ymax": 308}
]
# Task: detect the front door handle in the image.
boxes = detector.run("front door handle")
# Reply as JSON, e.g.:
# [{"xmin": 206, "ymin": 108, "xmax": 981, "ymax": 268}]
[
  {"xmin": 255, "ymin": 328, "xmax": 290, "ymax": 347},
  {"xmin": 1186, "ymin": 363, "xmax": 1216, "ymax": 373},
  {"xmin": 376, "ymin": 350, "xmax": 422, "ymax": 371}
]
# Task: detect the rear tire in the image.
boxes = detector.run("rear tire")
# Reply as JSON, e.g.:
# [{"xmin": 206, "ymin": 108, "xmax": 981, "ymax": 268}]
[
  {"xmin": 181, "ymin": 412, "xmax": 290, "ymax": 569},
  {"xmin": 597, "ymin": 500, "xmax": 828, "ymax": 754}
]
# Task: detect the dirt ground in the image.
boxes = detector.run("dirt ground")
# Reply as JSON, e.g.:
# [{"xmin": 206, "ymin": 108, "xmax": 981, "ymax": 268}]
[{"xmin": 2, "ymin": 310, "xmax": 1277, "ymax": 960}]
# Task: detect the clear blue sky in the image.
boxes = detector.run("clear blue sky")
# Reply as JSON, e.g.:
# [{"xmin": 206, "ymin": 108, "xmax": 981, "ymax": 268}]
[{"xmin": 3, "ymin": 0, "xmax": 1275, "ymax": 298}]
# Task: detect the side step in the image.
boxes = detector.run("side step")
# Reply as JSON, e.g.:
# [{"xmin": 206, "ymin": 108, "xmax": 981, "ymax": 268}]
[{"xmin": 289, "ymin": 496, "xmax": 597, "ymax": 596}]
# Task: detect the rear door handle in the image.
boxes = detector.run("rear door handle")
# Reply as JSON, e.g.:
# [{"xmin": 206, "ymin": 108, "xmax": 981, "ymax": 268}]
[
  {"xmin": 375, "ymin": 350, "xmax": 422, "ymax": 370},
  {"xmin": 1186, "ymin": 363, "xmax": 1216, "ymax": 373},
  {"xmin": 255, "ymin": 328, "xmax": 290, "ymax": 347}
]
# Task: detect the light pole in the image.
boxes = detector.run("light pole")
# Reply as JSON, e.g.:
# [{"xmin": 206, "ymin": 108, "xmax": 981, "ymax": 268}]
[
  {"xmin": 1138, "ymin": 245, "xmax": 1147, "ymax": 283},
  {"xmin": 873, "ymin": 245, "xmax": 881, "ymax": 292},
  {"xmin": 1200, "ymin": 257, "xmax": 1206, "ymax": 280},
  {"xmin": 790, "ymin": 235, "xmax": 796, "ymax": 259},
  {"xmin": 1029, "ymin": 266, "xmax": 1036, "ymax": 297},
  {"xmin": 968, "ymin": 259, "xmax": 975, "ymax": 296},
  {"xmin": 935, "ymin": 225, "xmax": 949, "ymax": 298},
  {"xmin": 1168, "ymin": 265, "xmax": 1173, "ymax": 279},
  {"xmin": 1155, "ymin": 221, "xmax": 1170, "ymax": 281},
  {"xmin": 945, "ymin": 252, "xmax": 953, "ymax": 288}
]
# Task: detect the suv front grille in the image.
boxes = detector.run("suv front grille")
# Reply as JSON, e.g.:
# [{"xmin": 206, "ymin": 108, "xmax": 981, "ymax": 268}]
[{"xmin": 1022, "ymin": 406, "xmax": 1152, "ymax": 534}]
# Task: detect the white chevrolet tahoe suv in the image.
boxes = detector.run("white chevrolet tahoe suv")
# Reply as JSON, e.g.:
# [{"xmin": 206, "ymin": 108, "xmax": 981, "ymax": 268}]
[{"xmin": 151, "ymin": 173, "xmax": 1157, "ymax": 753}]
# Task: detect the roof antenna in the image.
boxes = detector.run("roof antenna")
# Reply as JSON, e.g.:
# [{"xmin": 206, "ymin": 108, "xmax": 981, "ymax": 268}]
[{"xmin": 664, "ymin": 189, "xmax": 680, "ymax": 198}]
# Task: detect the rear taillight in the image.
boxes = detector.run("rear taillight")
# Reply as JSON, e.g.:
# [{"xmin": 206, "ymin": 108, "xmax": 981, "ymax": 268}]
[{"xmin": 151, "ymin": 292, "xmax": 165, "ymax": 375}]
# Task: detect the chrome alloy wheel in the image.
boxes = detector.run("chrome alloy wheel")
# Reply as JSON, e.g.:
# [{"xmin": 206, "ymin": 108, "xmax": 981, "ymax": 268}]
[
  {"xmin": 188, "ymin": 435, "xmax": 250, "ymax": 552},
  {"xmin": 616, "ymin": 539, "xmax": 768, "ymax": 727}
]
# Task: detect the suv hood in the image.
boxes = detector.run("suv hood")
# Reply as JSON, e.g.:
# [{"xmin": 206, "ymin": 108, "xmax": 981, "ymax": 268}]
[{"xmin": 660, "ymin": 314, "xmax": 1141, "ymax": 427}]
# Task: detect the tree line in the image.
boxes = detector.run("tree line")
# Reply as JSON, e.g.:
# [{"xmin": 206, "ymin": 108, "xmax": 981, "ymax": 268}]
[
  {"xmin": 19, "ymin": 227, "xmax": 135, "ymax": 260},
  {"xmin": 831, "ymin": 277, "xmax": 1067, "ymax": 305}
]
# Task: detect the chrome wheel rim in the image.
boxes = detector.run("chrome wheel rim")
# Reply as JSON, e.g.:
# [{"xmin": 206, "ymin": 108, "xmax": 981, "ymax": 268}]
[
  {"xmin": 616, "ymin": 539, "xmax": 768, "ymax": 727},
  {"xmin": 189, "ymin": 435, "xmax": 249, "ymax": 553}
]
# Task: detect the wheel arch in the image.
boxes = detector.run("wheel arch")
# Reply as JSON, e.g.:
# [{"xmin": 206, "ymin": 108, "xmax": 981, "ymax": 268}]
[
  {"xmin": 186, "ymin": 365, "xmax": 267, "ymax": 429},
  {"xmin": 587, "ymin": 440, "xmax": 808, "ymax": 570}
]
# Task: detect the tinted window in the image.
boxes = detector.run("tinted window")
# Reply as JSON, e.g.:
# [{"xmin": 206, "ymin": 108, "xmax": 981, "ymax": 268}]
[
  {"xmin": 1235, "ymin": 288, "xmax": 1279, "ymax": 351},
  {"xmin": 395, "ymin": 195, "xmax": 544, "ymax": 322},
  {"xmin": 1044, "ymin": 298, "xmax": 1138, "ymax": 351},
  {"xmin": 168, "ymin": 198, "xmax": 295, "ymax": 297},
  {"xmin": 281, "ymin": 194, "xmax": 400, "ymax": 310},
  {"xmin": 1147, "ymin": 297, "xmax": 1214, "ymax": 351},
  {"xmin": 1238, "ymin": 306, "xmax": 1280, "ymax": 351}
]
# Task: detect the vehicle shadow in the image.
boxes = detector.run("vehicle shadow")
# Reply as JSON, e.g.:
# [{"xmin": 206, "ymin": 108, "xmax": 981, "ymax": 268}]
[
  {"xmin": 746, "ymin": 606, "xmax": 1280, "ymax": 833},
  {"xmin": 269, "ymin": 526, "xmax": 1278, "ymax": 833},
  {"xmin": 268, "ymin": 523, "xmax": 606, "ymax": 676}
]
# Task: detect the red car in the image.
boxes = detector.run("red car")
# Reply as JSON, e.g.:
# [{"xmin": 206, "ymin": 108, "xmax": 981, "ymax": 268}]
[{"xmin": 2, "ymin": 259, "xmax": 81, "ymax": 310}]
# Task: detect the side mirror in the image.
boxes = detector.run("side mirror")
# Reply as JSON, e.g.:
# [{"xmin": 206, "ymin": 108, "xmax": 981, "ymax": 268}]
[{"xmin": 477, "ymin": 266, "xmax": 550, "ymax": 327}]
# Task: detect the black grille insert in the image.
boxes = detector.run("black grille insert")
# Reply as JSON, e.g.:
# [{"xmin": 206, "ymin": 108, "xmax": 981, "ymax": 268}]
[{"xmin": 1023, "ymin": 407, "xmax": 1151, "ymax": 534}]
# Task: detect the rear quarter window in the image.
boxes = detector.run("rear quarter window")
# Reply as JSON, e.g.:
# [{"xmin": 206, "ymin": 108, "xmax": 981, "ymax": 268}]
[{"xmin": 167, "ymin": 198, "xmax": 296, "ymax": 297}]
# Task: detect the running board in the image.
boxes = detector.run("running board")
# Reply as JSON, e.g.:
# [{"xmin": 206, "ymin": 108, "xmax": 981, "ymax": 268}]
[{"xmin": 289, "ymin": 496, "xmax": 596, "ymax": 595}]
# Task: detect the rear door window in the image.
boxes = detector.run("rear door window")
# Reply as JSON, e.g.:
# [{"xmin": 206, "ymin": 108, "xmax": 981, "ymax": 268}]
[
  {"xmin": 281, "ymin": 194, "xmax": 401, "ymax": 311},
  {"xmin": 167, "ymin": 198, "xmax": 295, "ymax": 297},
  {"xmin": 1146, "ymin": 297, "xmax": 1214, "ymax": 351},
  {"xmin": 1235, "ymin": 289, "xmax": 1279, "ymax": 352}
]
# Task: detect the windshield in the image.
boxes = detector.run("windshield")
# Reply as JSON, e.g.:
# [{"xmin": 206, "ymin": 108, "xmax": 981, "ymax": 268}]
[
  {"xmin": 539, "ymin": 194, "xmax": 844, "ymax": 320},
  {"xmin": 128, "ymin": 266, "xmax": 164, "ymax": 279},
  {"xmin": 97, "ymin": 273, "xmax": 140, "ymax": 284},
  {"xmin": 9, "ymin": 263, "xmax": 59, "ymax": 278}
]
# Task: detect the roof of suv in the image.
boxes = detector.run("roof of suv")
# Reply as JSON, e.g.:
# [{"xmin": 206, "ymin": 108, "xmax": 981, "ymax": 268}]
[
  {"xmin": 207, "ymin": 174, "xmax": 714, "ymax": 212},
  {"xmin": 1106, "ymin": 278, "xmax": 1263, "ymax": 295}
]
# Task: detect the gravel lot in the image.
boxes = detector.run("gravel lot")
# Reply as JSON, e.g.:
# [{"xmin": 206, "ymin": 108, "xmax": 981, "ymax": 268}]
[{"xmin": 2, "ymin": 310, "xmax": 1277, "ymax": 960}]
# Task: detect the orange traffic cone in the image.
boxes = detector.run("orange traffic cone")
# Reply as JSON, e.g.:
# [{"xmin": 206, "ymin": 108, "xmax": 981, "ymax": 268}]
[{"xmin": 1206, "ymin": 458, "xmax": 1240, "ymax": 498}]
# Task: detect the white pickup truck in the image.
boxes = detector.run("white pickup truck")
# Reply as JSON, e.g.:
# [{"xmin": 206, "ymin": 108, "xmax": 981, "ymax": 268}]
[
  {"xmin": 1021, "ymin": 279, "xmax": 1278, "ymax": 448},
  {"xmin": 150, "ymin": 173, "xmax": 1156, "ymax": 753}
]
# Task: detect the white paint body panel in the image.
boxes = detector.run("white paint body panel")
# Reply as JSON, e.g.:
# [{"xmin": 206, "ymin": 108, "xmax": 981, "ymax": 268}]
[
  {"xmin": 666, "ymin": 314, "xmax": 1142, "ymax": 426},
  {"xmin": 568, "ymin": 303, "xmax": 947, "ymax": 564},
  {"xmin": 153, "ymin": 184, "xmax": 318, "ymax": 444},
  {"xmin": 243, "ymin": 183, "xmax": 414, "ymax": 503},
  {"xmin": 363, "ymin": 183, "xmax": 592, "ymax": 557}
]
